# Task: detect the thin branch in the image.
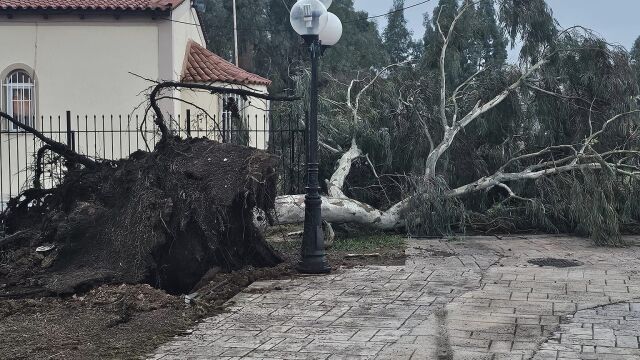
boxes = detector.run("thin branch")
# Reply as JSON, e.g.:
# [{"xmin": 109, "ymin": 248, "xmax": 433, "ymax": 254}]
[
  {"xmin": 148, "ymin": 81, "xmax": 300, "ymax": 142},
  {"xmin": 496, "ymin": 183, "xmax": 533, "ymax": 203},
  {"xmin": 526, "ymin": 82, "xmax": 599, "ymax": 111},
  {"xmin": 452, "ymin": 67, "xmax": 485, "ymax": 124},
  {"xmin": 320, "ymin": 141, "xmax": 341, "ymax": 154},
  {"xmin": 499, "ymin": 145, "xmax": 577, "ymax": 172},
  {"xmin": 574, "ymin": 110, "xmax": 640, "ymax": 165},
  {"xmin": 154, "ymin": 95, "xmax": 222, "ymax": 134},
  {"xmin": 347, "ymin": 60, "xmax": 411, "ymax": 124}
]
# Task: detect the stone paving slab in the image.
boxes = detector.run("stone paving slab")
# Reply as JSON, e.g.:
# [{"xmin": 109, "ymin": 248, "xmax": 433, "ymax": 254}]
[{"xmin": 149, "ymin": 235, "xmax": 640, "ymax": 359}]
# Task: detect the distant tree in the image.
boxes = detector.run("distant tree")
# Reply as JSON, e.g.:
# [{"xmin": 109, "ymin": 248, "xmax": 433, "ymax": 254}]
[
  {"xmin": 475, "ymin": 0, "xmax": 507, "ymax": 66},
  {"xmin": 319, "ymin": 0, "xmax": 389, "ymax": 73},
  {"xmin": 631, "ymin": 35, "xmax": 640, "ymax": 82},
  {"xmin": 382, "ymin": 0, "xmax": 414, "ymax": 63},
  {"xmin": 199, "ymin": 0, "xmax": 235, "ymax": 61}
]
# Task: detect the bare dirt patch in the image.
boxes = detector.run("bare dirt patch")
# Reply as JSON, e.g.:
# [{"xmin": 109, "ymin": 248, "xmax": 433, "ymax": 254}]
[{"xmin": 0, "ymin": 233, "xmax": 405, "ymax": 360}]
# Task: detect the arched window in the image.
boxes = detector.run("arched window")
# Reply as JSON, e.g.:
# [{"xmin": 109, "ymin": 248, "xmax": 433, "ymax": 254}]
[{"xmin": 2, "ymin": 70, "xmax": 36, "ymax": 130}]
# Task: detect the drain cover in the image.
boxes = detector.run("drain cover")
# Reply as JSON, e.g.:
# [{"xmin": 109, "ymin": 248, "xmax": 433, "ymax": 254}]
[{"xmin": 528, "ymin": 258, "xmax": 583, "ymax": 268}]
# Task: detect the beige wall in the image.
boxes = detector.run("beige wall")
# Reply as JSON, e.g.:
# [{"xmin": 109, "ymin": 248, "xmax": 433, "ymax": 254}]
[{"xmin": 0, "ymin": 17, "xmax": 161, "ymax": 118}]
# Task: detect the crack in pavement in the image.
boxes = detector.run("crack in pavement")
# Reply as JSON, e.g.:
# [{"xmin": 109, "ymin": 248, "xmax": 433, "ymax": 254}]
[{"xmin": 529, "ymin": 297, "xmax": 640, "ymax": 359}]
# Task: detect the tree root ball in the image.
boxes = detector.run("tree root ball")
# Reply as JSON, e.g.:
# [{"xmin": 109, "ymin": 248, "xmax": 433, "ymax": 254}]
[{"xmin": 1, "ymin": 137, "xmax": 282, "ymax": 295}]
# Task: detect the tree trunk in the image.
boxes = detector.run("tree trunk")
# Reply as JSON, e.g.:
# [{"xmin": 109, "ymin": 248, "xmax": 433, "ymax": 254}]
[{"xmin": 274, "ymin": 195, "xmax": 405, "ymax": 230}]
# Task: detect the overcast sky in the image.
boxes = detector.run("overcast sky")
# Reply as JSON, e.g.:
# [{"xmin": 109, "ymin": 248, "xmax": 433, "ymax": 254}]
[{"xmin": 353, "ymin": 0, "xmax": 640, "ymax": 52}]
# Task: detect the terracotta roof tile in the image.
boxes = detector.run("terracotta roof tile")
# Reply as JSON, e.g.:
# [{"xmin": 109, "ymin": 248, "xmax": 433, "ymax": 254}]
[
  {"xmin": 182, "ymin": 41, "xmax": 272, "ymax": 86},
  {"xmin": 0, "ymin": 0, "xmax": 184, "ymax": 11}
]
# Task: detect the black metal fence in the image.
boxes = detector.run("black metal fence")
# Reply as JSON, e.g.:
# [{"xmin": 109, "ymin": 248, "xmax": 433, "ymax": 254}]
[{"xmin": 0, "ymin": 110, "xmax": 306, "ymax": 213}]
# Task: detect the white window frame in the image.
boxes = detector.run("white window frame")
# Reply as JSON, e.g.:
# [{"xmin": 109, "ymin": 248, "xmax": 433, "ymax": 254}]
[{"xmin": 2, "ymin": 70, "xmax": 36, "ymax": 131}]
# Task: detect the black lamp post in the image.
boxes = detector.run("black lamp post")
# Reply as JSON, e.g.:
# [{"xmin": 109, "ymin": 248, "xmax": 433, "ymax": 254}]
[{"xmin": 290, "ymin": 0, "xmax": 343, "ymax": 274}]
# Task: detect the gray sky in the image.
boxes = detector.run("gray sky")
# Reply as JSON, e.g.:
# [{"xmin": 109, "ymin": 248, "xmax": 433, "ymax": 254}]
[{"xmin": 353, "ymin": 0, "xmax": 640, "ymax": 52}]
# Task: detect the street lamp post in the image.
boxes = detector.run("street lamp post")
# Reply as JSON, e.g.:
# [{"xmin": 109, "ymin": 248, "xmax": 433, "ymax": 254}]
[{"xmin": 290, "ymin": 0, "xmax": 343, "ymax": 274}]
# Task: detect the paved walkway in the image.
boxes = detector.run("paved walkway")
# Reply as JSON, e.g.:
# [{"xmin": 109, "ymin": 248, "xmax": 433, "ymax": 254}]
[{"xmin": 149, "ymin": 236, "xmax": 640, "ymax": 359}]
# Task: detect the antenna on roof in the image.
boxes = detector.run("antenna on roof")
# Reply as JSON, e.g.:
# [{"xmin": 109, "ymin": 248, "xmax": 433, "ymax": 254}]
[{"xmin": 233, "ymin": 0, "xmax": 239, "ymax": 67}]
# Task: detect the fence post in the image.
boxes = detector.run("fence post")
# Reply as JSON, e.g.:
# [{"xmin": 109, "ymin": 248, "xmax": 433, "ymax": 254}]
[
  {"xmin": 66, "ymin": 110, "xmax": 75, "ymax": 151},
  {"xmin": 222, "ymin": 114, "xmax": 227, "ymax": 143},
  {"xmin": 186, "ymin": 109, "xmax": 191, "ymax": 138}
]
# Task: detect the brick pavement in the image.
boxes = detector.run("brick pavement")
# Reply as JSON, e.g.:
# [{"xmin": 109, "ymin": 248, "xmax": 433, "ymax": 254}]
[{"xmin": 149, "ymin": 236, "xmax": 640, "ymax": 359}]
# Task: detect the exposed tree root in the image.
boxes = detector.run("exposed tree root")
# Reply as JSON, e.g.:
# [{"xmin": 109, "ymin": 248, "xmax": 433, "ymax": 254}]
[{"xmin": 1, "ymin": 138, "xmax": 282, "ymax": 295}]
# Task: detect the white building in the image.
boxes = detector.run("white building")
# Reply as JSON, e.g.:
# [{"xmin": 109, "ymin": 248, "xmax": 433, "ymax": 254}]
[{"xmin": 0, "ymin": 0, "xmax": 272, "ymax": 206}]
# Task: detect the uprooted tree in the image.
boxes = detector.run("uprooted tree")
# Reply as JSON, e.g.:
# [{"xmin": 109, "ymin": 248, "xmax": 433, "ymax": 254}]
[
  {"xmin": 273, "ymin": 0, "xmax": 640, "ymax": 246},
  {"xmin": 0, "ymin": 83, "xmax": 298, "ymax": 296}
]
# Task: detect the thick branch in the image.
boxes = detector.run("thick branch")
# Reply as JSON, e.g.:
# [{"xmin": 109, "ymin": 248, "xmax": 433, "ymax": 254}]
[
  {"xmin": 326, "ymin": 139, "xmax": 362, "ymax": 198},
  {"xmin": 448, "ymin": 163, "xmax": 605, "ymax": 198},
  {"xmin": 438, "ymin": 1, "xmax": 474, "ymax": 128},
  {"xmin": 276, "ymin": 144, "xmax": 639, "ymax": 230},
  {"xmin": 425, "ymin": 57, "xmax": 549, "ymax": 176},
  {"xmin": 0, "ymin": 112, "xmax": 96, "ymax": 169}
]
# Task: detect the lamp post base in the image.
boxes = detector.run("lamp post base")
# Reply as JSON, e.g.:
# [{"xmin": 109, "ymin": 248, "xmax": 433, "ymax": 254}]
[
  {"xmin": 297, "ymin": 256, "xmax": 331, "ymax": 274},
  {"xmin": 297, "ymin": 196, "xmax": 331, "ymax": 274}
]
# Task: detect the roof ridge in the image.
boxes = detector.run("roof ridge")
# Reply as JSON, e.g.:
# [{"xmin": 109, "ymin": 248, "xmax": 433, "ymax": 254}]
[{"xmin": 0, "ymin": 0, "xmax": 186, "ymax": 11}]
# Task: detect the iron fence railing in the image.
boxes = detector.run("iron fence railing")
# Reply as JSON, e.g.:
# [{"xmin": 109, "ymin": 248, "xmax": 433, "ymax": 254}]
[{"xmin": 0, "ymin": 110, "xmax": 306, "ymax": 215}]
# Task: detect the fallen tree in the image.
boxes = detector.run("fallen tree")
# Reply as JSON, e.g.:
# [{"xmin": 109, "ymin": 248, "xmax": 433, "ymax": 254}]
[{"xmin": 271, "ymin": 2, "xmax": 640, "ymax": 244}]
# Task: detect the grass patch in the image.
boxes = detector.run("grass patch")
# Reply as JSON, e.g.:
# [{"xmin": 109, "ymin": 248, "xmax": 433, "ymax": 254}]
[
  {"xmin": 267, "ymin": 230, "xmax": 407, "ymax": 267},
  {"xmin": 332, "ymin": 234, "xmax": 406, "ymax": 253},
  {"xmin": 270, "ymin": 238, "xmax": 299, "ymax": 253}
]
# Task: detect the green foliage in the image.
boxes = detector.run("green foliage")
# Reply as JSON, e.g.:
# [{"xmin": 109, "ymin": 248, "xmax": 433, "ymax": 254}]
[
  {"xmin": 570, "ymin": 170, "xmax": 622, "ymax": 246},
  {"xmin": 476, "ymin": 0, "xmax": 508, "ymax": 66},
  {"xmin": 497, "ymin": 0, "xmax": 557, "ymax": 62},
  {"xmin": 465, "ymin": 170, "xmax": 640, "ymax": 246},
  {"xmin": 382, "ymin": 0, "xmax": 414, "ymax": 63},
  {"xmin": 319, "ymin": 1, "xmax": 390, "ymax": 73},
  {"xmin": 631, "ymin": 36, "xmax": 640, "ymax": 84},
  {"xmin": 405, "ymin": 176, "xmax": 465, "ymax": 237}
]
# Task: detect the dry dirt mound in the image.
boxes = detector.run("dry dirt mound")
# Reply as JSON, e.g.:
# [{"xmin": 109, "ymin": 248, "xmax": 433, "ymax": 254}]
[{"xmin": 0, "ymin": 137, "xmax": 282, "ymax": 296}]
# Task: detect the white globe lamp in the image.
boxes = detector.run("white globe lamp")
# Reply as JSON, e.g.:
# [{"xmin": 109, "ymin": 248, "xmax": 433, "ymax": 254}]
[
  {"xmin": 289, "ymin": 0, "xmax": 328, "ymax": 37},
  {"xmin": 319, "ymin": 12, "xmax": 343, "ymax": 47}
]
